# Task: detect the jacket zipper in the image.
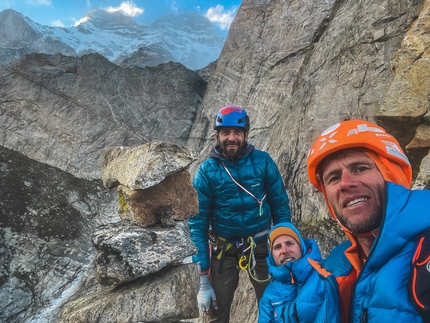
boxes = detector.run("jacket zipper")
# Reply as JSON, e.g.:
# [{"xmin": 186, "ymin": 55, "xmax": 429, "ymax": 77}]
[
  {"xmin": 293, "ymin": 302, "xmax": 300, "ymax": 323},
  {"xmin": 359, "ymin": 308, "xmax": 368, "ymax": 323}
]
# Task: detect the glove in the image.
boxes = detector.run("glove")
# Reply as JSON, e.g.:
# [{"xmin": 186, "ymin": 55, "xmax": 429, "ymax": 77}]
[{"xmin": 197, "ymin": 274, "xmax": 218, "ymax": 312}]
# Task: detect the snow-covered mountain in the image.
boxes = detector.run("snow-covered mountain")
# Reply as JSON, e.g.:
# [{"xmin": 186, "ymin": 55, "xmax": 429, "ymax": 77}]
[{"xmin": 0, "ymin": 9, "xmax": 225, "ymax": 70}]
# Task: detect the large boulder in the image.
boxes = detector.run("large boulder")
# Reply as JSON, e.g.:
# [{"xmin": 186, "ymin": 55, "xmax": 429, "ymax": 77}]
[
  {"xmin": 102, "ymin": 141, "xmax": 198, "ymax": 190},
  {"xmin": 92, "ymin": 221, "xmax": 197, "ymax": 286},
  {"xmin": 102, "ymin": 142, "xmax": 198, "ymax": 227},
  {"xmin": 57, "ymin": 263, "xmax": 200, "ymax": 323}
]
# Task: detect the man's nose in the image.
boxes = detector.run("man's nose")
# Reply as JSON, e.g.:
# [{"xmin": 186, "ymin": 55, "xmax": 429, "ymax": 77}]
[
  {"xmin": 227, "ymin": 133, "xmax": 236, "ymax": 140},
  {"xmin": 340, "ymin": 171, "xmax": 358, "ymax": 188}
]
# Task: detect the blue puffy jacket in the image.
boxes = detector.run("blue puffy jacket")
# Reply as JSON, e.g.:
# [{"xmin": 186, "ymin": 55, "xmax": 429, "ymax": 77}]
[
  {"xmin": 189, "ymin": 143, "xmax": 291, "ymax": 271},
  {"xmin": 259, "ymin": 222, "xmax": 332, "ymax": 323},
  {"xmin": 320, "ymin": 182, "xmax": 430, "ymax": 323}
]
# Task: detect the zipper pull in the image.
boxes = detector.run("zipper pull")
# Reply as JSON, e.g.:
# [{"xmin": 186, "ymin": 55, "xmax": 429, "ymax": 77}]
[
  {"xmin": 259, "ymin": 202, "xmax": 263, "ymax": 216},
  {"xmin": 360, "ymin": 308, "xmax": 368, "ymax": 323}
]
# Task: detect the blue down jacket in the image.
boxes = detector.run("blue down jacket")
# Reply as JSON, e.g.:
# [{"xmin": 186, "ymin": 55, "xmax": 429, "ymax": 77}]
[
  {"xmin": 259, "ymin": 222, "xmax": 331, "ymax": 323},
  {"xmin": 321, "ymin": 182, "xmax": 430, "ymax": 323},
  {"xmin": 188, "ymin": 143, "xmax": 291, "ymax": 271}
]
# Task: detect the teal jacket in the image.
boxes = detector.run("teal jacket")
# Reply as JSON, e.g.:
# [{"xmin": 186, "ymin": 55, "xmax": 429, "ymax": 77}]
[{"xmin": 189, "ymin": 143, "xmax": 291, "ymax": 271}]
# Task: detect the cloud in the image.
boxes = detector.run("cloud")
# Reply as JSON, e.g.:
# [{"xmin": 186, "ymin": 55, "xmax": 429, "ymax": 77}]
[
  {"xmin": 26, "ymin": 0, "xmax": 51, "ymax": 5},
  {"xmin": 74, "ymin": 16, "xmax": 89, "ymax": 27},
  {"xmin": 74, "ymin": 1, "xmax": 143, "ymax": 27},
  {"xmin": 204, "ymin": 5, "xmax": 237, "ymax": 30},
  {"xmin": 105, "ymin": 1, "xmax": 144, "ymax": 17},
  {"xmin": 170, "ymin": 1, "xmax": 178, "ymax": 13},
  {"xmin": 52, "ymin": 19, "xmax": 65, "ymax": 27}
]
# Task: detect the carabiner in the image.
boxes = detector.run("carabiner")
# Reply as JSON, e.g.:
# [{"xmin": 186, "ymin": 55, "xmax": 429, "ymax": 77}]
[{"xmin": 239, "ymin": 255, "xmax": 248, "ymax": 270}]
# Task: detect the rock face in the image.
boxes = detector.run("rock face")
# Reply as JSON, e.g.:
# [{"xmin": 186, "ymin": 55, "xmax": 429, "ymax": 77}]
[
  {"xmin": 57, "ymin": 263, "xmax": 200, "ymax": 323},
  {"xmin": 0, "ymin": 53, "xmax": 206, "ymax": 180},
  {"xmin": 376, "ymin": 0, "xmax": 430, "ymax": 175},
  {"xmin": 2, "ymin": 0, "xmax": 430, "ymax": 323},
  {"xmin": 0, "ymin": 145, "xmax": 117, "ymax": 323}
]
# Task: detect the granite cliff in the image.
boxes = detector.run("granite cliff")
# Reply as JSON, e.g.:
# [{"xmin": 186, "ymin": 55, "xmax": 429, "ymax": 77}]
[{"xmin": 2, "ymin": 0, "xmax": 430, "ymax": 322}]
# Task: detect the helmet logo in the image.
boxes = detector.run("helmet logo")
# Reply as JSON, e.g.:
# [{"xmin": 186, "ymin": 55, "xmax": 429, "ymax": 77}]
[
  {"xmin": 317, "ymin": 131, "xmax": 338, "ymax": 151},
  {"xmin": 321, "ymin": 123, "xmax": 341, "ymax": 136},
  {"xmin": 219, "ymin": 106, "xmax": 243, "ymax": 115},
  {"xmin": 385, "ymin": 145, "xmax": 411, "ymax": 165}
]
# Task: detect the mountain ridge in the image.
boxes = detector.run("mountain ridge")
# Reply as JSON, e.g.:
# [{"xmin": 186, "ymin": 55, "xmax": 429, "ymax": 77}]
[{"xmin": 0, "ymin": 8, "xmax": 224, "ymax": 70}]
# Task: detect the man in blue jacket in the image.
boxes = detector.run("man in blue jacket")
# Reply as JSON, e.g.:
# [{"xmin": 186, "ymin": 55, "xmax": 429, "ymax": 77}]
[
  {"xmin": 189, "ymin": 105, "xmax": 291, "ymax": 322},
  {"xmin": 258, "ymin": 222, "xmax": 326, "ymax": 323},
  {"xmin": 307, "ymin": 119, "xmax": 430, "ymax": 323}
]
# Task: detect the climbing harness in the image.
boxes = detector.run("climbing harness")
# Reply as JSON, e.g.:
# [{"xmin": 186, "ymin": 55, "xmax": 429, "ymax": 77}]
[
  {"xmin": 220, "ymin": 161, "xmax": 266, "ymax": 216},
  {"xmin": 214, "ymin": 232, "xmax": 271, "ymax": 283}
]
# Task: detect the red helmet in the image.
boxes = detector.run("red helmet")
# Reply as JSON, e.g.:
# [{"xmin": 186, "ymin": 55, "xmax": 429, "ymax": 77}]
[{"xmin": 307, "ymin": 120, "xmax": 412, "ymax": 192}]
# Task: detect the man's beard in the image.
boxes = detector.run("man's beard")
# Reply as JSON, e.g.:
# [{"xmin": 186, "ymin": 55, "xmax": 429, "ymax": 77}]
[
  {"xmin": 220, "ymin": 141, "xmax": 246, "ymax": 159},
  {"xmin": 335, "ymin": 210, "xmax": 382, "ymax": 235}
]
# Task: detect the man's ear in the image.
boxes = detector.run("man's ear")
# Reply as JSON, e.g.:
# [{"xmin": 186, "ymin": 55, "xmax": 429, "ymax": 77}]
[
  {"xmin": 244, "ymin": 131, "xmax": 249, "ymax": 140},
  {"xmin": 215, "ymin": 131, "xmax": 220, "ymax": 142}
]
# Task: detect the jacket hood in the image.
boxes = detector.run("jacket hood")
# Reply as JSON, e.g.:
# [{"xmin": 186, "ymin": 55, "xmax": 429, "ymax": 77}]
[
  {"xmin": 266, "ymin": 222, "xmax": 322, "ymax": 283},
  {"xmin": 267, "ymin": 222, "xmax": 306, "ymax": 256}
]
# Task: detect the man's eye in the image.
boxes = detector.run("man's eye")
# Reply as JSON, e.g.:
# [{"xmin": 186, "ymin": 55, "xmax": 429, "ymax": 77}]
[
  {"xmin": 324, "ymin": 175, "xmax": 340, "ymax": 185},
  {"xmin": 273, "ymin": 245, "xmax": 281, "ymax": 251},
  {"xmin": 355, "ymin": 166, "xmax": 369, "ymax": 173}
]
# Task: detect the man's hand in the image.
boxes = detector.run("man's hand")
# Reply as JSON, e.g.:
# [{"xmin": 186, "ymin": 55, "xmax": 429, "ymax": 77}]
[{"xmin": 197, "ymin": 274, "xmax": 219, "ymax": 316}]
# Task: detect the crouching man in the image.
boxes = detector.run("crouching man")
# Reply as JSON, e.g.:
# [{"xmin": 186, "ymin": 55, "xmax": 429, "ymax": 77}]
[{"xmin": 258, "ymin": 222, "xmax": 331, "ymax": 323}]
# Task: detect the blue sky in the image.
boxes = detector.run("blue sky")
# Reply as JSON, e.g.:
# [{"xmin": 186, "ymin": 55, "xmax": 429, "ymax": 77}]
[{"xmin": 0, "ymin": 0, "xmax": 242, "ymax": 37}]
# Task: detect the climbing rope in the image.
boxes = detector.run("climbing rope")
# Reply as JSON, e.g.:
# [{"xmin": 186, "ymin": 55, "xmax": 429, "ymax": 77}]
[{"xmin": 242, "ymin": 236, "xmax": 271, "ymax": 283}]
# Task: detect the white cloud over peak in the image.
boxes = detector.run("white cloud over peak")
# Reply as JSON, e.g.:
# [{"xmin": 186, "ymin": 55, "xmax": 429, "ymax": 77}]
[
  {"xmin": 205, "ymin": 5, "xmax": 237, "ymax": 30},
  {"xmin": 52, "ymin": 19, "xmax": 64, "ymax": 27},
  {"xmin": 74, "ymin": 16, "xmax": 89, "ymax": 27},
  {"xmin": 73, "ymin": 1, "xmax": 143, "ymax": 27},
  {"xmin": 105, "ymin": 1, "xmax": 144, "ymax": 17}
]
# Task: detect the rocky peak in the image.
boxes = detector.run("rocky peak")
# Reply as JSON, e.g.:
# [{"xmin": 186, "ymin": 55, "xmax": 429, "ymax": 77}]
[{"xmin": 0, "ymin": 9, "xmax": 42, "ymax": 45}]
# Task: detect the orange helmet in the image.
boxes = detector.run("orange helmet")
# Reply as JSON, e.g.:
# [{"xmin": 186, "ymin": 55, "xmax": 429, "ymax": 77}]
[{"xmin": 307, "ymin": 120, "xmax": 412, "ymax": 192}]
